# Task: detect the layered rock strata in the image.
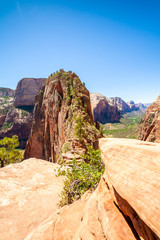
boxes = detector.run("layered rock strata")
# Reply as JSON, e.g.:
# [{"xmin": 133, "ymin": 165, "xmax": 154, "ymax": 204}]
[
  {"xmin": 138, "ymin": 95, "xmax": 160, "ymax": 142},
  {"xmin": 24, "ymin": 138, "xmax": 160, "ymax": 240},
  {"xmin": 24, "ymin": 70, "xmax": 101, "ymax": 162}
]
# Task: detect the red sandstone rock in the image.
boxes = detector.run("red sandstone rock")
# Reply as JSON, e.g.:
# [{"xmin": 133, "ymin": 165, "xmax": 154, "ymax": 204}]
[
  {"xmin": 0, "ymin": 158, "xmax": 64, "ymax": 240},
  {"xmin": 138, "ymin": 95, "xmax": 160, "ymax": 142},
  {"xmin": 24, "ymin": 71, "xmax": 101, "ymax": 162},
  {"xmin": 25, "ymin": 138, "xmax": 160, "ymax": 240},
  {"xmin": 90, "ymin": 93, "xmax": 121, "ymax": 124}
]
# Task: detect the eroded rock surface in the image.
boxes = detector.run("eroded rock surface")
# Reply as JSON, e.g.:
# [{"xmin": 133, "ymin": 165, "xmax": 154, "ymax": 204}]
[
  {"xmin": 138, "ymin": 95, "xmax": 160, "ymax": 142},
  {"xmin": 14, "ymin": 78, "xmax": 46, "ymax": 110},
  {"xmin": 0, "ymin": 158, "xmax": 64, "ymax": 240},
  {"xmin": 25, "ymin": 138, "xmax": 160, "ymax": 240},
  {"xmin": 25, "ymin": 70, "xmax": 101, "ymax": 162}
]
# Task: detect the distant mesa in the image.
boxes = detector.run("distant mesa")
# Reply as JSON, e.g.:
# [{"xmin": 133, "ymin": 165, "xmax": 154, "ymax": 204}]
[{"xmin": 14, "ymin": 78, "xmax": 46, "ymax": 111}]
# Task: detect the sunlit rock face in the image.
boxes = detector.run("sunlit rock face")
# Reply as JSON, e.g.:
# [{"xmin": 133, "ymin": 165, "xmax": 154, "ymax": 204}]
[
  {"xmin": 0, "ymin": 158, "xmax": 65, "ymax": 240},
  {"xmin": 25, "ymin": 138, "xmax": 160, "ymax": 240}
]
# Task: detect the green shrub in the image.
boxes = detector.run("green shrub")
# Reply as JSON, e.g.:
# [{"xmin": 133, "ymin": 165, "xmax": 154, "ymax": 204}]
[
  {"xmin": 1, "ymin": 122, "xmax": 14, "ymax": 130},
  {"xmin": 57, "ymin": 146, "xmax": 104, "ymax": 206},
  {"xmin": 0, "ymin": 135, "xmax": 23, "ymax": 167}
]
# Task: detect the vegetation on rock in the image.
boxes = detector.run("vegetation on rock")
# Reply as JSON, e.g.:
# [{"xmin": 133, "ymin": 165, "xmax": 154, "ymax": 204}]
[
  {"xmin": 57, "ymin": 146, "xmax": 104, "ymax": 206},
  {"xmin": 0, "ymin": 135, "xmax": 23, "ymax": 167}
]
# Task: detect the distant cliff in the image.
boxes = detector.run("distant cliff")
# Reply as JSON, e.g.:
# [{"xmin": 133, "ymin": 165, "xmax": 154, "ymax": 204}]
[
  {"xmin": 90, "ymin": 93, "xmax": 148, "ymax": 124},
  {"xmin": 90, "ymin": 93, "xmax": 121, "ymax": 124},
  {"xmin": 14, "ymin": 78, "xmax": 46, "ymax": 111},
  {"xmin": 0, "ymin": 78, "xmax": 45, "ymax": 148},
  {"xmin": 138, "ymin": 95, "xmax": 160, "ymax": 142},
  {"xmin": 24, "ymin": 70, "xmax": 101, "ymax": 162}
]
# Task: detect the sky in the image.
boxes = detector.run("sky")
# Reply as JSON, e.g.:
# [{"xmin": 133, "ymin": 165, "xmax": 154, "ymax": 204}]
[{"xmin": 0, "ymin": 0, "xmax": 160, "ymax": 103}]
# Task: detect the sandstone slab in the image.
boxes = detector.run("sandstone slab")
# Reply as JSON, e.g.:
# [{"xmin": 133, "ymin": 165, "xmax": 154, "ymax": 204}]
[{"xmin": 0, "ymin": 158, "xmax": 64, "ymax": 240}]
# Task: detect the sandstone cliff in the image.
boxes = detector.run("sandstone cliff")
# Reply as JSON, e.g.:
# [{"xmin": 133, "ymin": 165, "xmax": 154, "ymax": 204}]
[
  {"xmin": 24, "ymin": 70, "xmax": 101, "ymax": 162},
  {"xmin": 24, "ymin": 138, "xmax": 160, "ymax": 240},
  {"xmin": 90, "ymin": 93, "xmax": 121, "ymax": 124},
  {"xmin": 138, "ymin": 95, "xmax": 160, "ymax": 142},
  {"xmin": 14, "ymin": 78, "xmax": 46, "ymax": 111}
]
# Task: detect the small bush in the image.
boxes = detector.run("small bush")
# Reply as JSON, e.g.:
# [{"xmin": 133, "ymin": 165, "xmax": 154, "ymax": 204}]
[
  {"xmin": 0, "ymin": 135, "xmax": 23, "ymax": 167},
  {"xmin": 57, "ymin": 146, "xmax": 104, "ymax": 206}
]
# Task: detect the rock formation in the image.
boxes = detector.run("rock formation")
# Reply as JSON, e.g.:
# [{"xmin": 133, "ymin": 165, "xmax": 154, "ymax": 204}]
[
  {"xmin": 0, "ymin": 78, "xmax": 46, "ymax": 148},
  {"xmin": 24, "ymin": 70, "xmax": 101, "ymax": 162},
  {"xmin": 24, "ymin": 138, "xmax": 160, "ymax": 240},
  {"xmin": 138, "ymin": 95, "xmax": 160, "ymax": 142},
  {"xmin": 14, "ymin": 78, "xmax": 46, "ymax": 111},
  {"xmin": 90, "ymin": 93, "xmax": 121, "ymax": 124},
  {"xmin": 90, "ymin": 94, "xmax": 147, "ymax": 124},
  {"xmin": 0, "ymin": 158, "xmax": 65, "ymax": 240},
  {"xmin": 0, "ymin": 87, "xmax": 15, "ymax": 97},
  {"xmin": 0, "ymin": 107, "xmax": 32, "ymax": 148}
]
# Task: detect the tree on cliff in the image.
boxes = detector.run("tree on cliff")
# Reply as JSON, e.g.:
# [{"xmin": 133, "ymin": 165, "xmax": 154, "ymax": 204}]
[{"xmin": 0, "ymin": 135, "xmax": 23, "ymax": 167}]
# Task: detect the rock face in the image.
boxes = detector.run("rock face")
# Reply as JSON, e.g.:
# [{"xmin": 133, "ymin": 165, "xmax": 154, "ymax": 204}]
[
  {"xmin": 0, "ymin": 107, "xmax": 32, "ymax": 148},
  {"xmin": 90, "ymin": 93, "xmax": 121, "ymax": 124},
  {"xmin": 90, "ymin": 94, "xmax": 147, "ymax": 124},
  {"xmin": 0, "ymin": 78, "xmax": 45, "ymax": 148},
  {"xmin": 0, "ymin": 87, "xmax": 15, "ymax": 97},
  {"xmin": 14, "ymin": 78, "xmax": 46, "ymax": 110},
  {"xmin": 138, "ymin": 95, "xmax": 160, "ymax": 142},
  {"xmin": 0, "ymin": 158, "xmax": 65, "ymax": 240},
  {"xmin": 24, "ymin": 70, "xmax": 101, "ymax": 162},
  {"xmin": 25, "ymin": 138, "xmax": 160, "ymax": 240}
]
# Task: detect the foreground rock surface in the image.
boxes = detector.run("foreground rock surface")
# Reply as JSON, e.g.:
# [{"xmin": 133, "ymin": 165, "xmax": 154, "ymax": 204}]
[
  {"xmin": 25, "ymin": 138, "xmax": 160, "ymax": 240},
  {"xmin": 0, "ymin": 158, "xmax": 64, "ymax": 240},
  {"xmin": 138, "ymin": 95, "xmax": 160, "ymax": 142}
]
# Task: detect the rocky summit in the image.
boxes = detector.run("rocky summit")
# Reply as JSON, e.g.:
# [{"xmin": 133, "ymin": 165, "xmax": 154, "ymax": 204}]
[
  {"xmin": 0, "ymin": 138, "xmax": 157, "ymax": 240},
  {"xmin": 138, "ymin": 95, "xmax": 160, "ymax": 142},
  {"xmin": 24, "ymin": 70, "xmax": 101, "ymax": 162}
]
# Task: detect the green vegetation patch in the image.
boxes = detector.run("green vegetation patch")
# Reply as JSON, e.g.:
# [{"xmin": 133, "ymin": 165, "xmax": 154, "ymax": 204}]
[
  {"xmin": 57, "ymin": 146, "xmax": 104, "ymax": 206},
  {"xmin": 102, "ymin": 112, "xmax": 145, "ymax": 139},
  {"xmin": 0, "ymin": 135, "xmax": 23, "ymax": 167}
]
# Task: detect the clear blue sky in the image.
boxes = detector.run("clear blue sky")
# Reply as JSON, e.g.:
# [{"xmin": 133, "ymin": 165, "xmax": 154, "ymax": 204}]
[{"xmin": 0, "ymin": 0, "xmax": 160, "ymax": 103}]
